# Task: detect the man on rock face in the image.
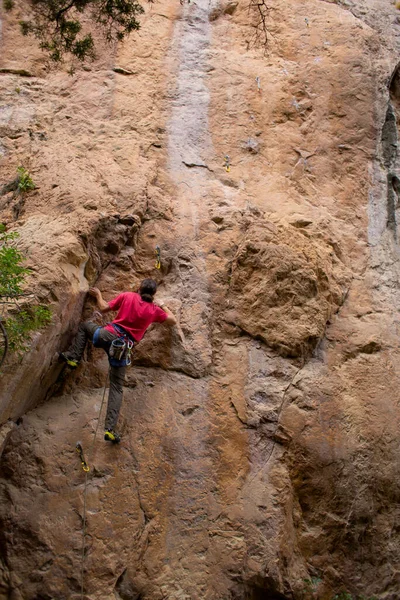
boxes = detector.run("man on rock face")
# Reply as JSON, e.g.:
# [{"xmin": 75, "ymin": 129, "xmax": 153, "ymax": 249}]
[{"xmin": 61, "ymin": 279, "xmax": 177, "ymax": 443}]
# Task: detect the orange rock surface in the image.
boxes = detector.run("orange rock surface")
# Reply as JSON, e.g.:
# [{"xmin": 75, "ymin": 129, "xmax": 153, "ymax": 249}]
[{"xmin": 1, "ymin": 0, "xmax": 400, "ymax": 598}]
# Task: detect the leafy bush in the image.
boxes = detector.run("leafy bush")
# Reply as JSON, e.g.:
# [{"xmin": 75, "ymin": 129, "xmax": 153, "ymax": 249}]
[
  {"xmin": 17, "ymin": 167, "xmax": 35, "ymax": 193},
  {"xmin": 0, "ymin": 225, "xmax": 51, "ymax": 358},
  {"xmin": 301, "ymin": 576, "xmax": 322, "ymax": 599},
  {"xmin": 6, "ymin": 306, "xmax": 52, "ymax": 356},
  {"xmin": 18, "ymin": 0, "xmax": 144, "ymax": 63},
  {"xmin": 0, "ymin": 225, "xmax": 30, "ymax": 298}
]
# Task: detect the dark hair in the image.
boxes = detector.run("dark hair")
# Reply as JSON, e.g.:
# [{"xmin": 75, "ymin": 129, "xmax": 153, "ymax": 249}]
[{"xmin": 139, "ymin": 279, "xmax": 157, "ymax": 303}]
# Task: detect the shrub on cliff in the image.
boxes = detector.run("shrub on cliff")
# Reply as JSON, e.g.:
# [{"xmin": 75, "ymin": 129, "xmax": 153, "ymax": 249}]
[
  {"xmin": 5, "ymin": 0, "xmax": 144, "ymax": 62},
  {"xmin": 0, "ymin": 226, "xmax": 29, "ymax": 298},
  {"xmin": 17, "ymin": 167, "xmax": 35, "ymax": 193},
  {"xmin": 0, "ymin": 225, "xmax": 51, "ymax": 358},
  {"xmin": 5, "ymin": 305, "xmax": 52, "ymax": 356}
]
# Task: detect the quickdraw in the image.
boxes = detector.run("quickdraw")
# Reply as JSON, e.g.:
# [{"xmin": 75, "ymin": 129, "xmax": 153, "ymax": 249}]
[
  {"xmin": 224, "ymin": 155, "xmax": 231, "ymax": 172},
  {"xmin": 255, "ymin": 76, "xmax": 261, "ymax": 92},
  {"xmin": 155, "ymin": 245, "xmax": 161, "ymax": 269},
  {"xmin": 76, "ymin": 442, "xmax": 90, "ymax": 473}
]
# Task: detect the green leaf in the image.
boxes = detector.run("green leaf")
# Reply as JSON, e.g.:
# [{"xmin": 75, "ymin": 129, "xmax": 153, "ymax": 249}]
[
  {"xmin": 6, "ymin": 306, "xmax": 52, "ymax": 356},
  {"xmin": 17, "ymin": 166, "xmax": 35, "ymax": 192}
]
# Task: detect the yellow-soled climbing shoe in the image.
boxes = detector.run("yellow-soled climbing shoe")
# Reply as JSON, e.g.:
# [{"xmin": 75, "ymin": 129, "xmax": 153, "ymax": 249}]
[
  {"xmin": 59, "ymin": 353, "xmax": 79, "ymax": 369},
  {"xmin": 104, "ymin": 429, "xmax": 121, "ymax": 444}
]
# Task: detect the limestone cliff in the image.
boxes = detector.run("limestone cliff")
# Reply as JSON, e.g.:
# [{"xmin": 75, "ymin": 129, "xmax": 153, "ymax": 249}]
[{"xmin": 1, "ymin": 0, "xmax": 400, "ymax": 598}]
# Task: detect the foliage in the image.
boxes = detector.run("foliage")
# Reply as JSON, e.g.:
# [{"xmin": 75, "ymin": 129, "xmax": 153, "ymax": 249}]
[
  {"xmin": 301, "ymin": 576, "xmax": 322, "ymax": 599},
  {"xmin": 17, "ymin": 167, "xmax": 35, "ymax": 193},
  {"xmin": 303, "ymin": 576, "xmax": 322, "ymax": 590},
  {"xmin": 6, "ymin": 306, "xmax": 52, "ymax": 356},
  {"xmin": 299, "ymin": 582, "xmax": 377, "ymax": 600},
  {"xmin": 18, "ymin": 0, "xmax": 145, "ymax": 63},
  {"xmin": 0, "ymin": 225, "xmax": 30, "ymax": 298},
  {"xmin": 0, "ymin": 225, "xmax": 52, "ymax": 358},
  {"xmin": 3, "ymin": 0, "xmax": 14, "ymax": 10},
  {"xmin": 304, "ymin": 577, "xmax": 322, "ymax": 588}
]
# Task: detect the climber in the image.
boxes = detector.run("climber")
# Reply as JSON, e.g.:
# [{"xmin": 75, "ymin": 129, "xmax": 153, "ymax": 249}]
[{"xmin": 60, "ymin": 279, "xmax": 177, "ymax": 444}]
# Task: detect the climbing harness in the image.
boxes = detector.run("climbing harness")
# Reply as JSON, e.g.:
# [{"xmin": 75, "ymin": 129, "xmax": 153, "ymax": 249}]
[
  {"xmin": 155, "ymin": 245, "xmax": 161, "ymax": 270},
  {"xmin": 255, "ymin": 76, "xmax": 261, "ymax": 92},
  {"xmin": 78, "ymin": 371, "xmax": 109, "ymax": 599},
  {"xmin": 92, "ymin": 325, "xmax": 134, "ymax": 367},
  {"xmin": 109, "ymin": 337, "xmax": 134, "ymax": 366},
  {"xmin": 224, "ymin": 155, "xmax": 231, "ymax": 172},
  {"xmin": 76, "ymin": 442, "xmax": 90, "ymax": 472},
  {"xmin": 109, "ymin": 324, "xmax": 134, "ymax": 367},
  {"xmin": 109, "ymin": 338, "xmax": 128, "ymax": 361}
]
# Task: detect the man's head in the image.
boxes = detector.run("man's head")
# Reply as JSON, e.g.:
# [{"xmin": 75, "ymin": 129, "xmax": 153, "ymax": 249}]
[{"xmin": 139, "ymin": 279, "xmax": 157, "ymax": 303}]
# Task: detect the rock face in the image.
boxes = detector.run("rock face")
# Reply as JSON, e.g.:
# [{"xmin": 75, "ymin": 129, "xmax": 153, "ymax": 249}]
[
  {"xmin": 229, "ymin": 220, "xmax": 349, "ymax": 358},
  {"xmin": 1, "ymin": 0, "xmax": 400, "ymax": 599}
]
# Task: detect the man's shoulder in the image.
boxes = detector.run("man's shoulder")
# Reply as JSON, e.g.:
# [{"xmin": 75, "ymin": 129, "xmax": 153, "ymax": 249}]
[{"xmin": 123, "ymin": 291, "xmax": 139, "ymax": 300}]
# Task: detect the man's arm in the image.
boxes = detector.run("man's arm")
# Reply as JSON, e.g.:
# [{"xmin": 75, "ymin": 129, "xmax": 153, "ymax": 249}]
[
  {"xmin": 157, "ymin": 302, "xmax": 177, "ymax": 325},
  {"xmin": 89, "ymin": 287, "xmax": 111, "ymax": 313}
]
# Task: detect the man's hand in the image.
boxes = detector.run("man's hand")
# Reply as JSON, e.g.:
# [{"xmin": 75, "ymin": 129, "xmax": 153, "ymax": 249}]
[
  {"xmin": 89, "ymin": 287, "xmax": 101, "ymax": 297},
  {"xmin": 88, "ymin": 287, "xmax": 110, "ymax": 313},
  {"xmin": 162, "ymin": 305, "xmax": 177, "ymax": 326},
  {"xmin": 154, "ymin": 299, "xmax": 177, "ymax": 326}
]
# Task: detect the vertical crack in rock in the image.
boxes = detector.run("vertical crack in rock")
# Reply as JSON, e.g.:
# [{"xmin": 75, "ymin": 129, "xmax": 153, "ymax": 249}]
[
  {"xmin": 382, "ymin": 66, "xmax": 400, "ymax": 237},
  {"xmin": 382, "ymin": 104, "xmax": 399, "ymax": 234}
]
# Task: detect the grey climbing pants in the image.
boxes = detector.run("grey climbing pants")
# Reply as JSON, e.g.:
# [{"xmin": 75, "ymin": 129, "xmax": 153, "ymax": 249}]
[{"xmin": 65, "ymin": 320, "xmax": 127, "ymax": 431}]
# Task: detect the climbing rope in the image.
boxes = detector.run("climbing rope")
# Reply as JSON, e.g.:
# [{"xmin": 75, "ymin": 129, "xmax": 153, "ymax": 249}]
[
  {"xmin": 78, "ymin": 370, "xmax": 110, "ymax": 599},
  {"xmin": 80, "ymin": 470, "xmax": 88, "ymax": 600},
  {"xmin": 177, "ymin": 180, "xmax": 194, "ymax": 189},
  {"xmin": 247, "ymin": 355, "xmax": 306, "ymax": 487}
]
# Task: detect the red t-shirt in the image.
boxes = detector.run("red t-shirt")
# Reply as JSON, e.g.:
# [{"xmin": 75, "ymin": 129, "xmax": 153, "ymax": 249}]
[{"xmin": 104, "ymin": 292, "xmax": 168, "ymax": 342}]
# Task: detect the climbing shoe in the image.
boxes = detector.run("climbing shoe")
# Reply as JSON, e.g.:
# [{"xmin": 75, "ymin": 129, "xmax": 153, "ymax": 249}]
[
  {"xmin": 104, "ymin": 429, "xmax": 121, "ymax": 444},
  {"xmin": 59, "ymin": 353, "xmax": 79, "ymax": 369}
]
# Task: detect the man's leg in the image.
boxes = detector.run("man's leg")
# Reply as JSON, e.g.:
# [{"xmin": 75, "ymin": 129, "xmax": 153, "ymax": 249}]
[
  {"xmin": 104, "ymin": 365, "xmax": 127, "ymax": 438},
  {"xmin": 62, "ymin": 321, "xmax": 99, "ymax": 364},
  {"xmin": 92, "ymin": 327, "xmax": 126, "ymax": 441}
]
